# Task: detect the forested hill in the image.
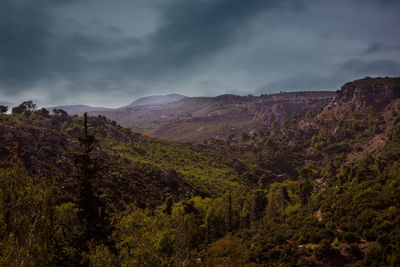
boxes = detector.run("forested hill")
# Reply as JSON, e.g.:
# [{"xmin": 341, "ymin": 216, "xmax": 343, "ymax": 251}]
[
  {"xmin": 0, "ymin": 111, "xmax": 241, "ymax": 209},
  {"xmin": 0, "ymin": 77, "xmax": 400, "ymax": 266}
]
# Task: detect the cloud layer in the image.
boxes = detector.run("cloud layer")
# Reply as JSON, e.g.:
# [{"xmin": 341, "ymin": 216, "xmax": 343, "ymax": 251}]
[{"xmin": 0, "ymin": 0, "xmax": 399, "ymax": 107}]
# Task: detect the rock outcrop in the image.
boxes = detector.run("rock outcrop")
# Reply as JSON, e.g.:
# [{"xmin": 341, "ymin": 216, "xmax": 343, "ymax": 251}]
[{"xmin": 323, "ymin": 77, "xmax": 400, "ymax": 115}]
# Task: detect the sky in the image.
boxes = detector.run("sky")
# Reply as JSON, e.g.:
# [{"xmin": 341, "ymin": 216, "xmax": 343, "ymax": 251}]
[{"xmin": 0, "ymin": 0, "xmax": 399, "ymax": 108}]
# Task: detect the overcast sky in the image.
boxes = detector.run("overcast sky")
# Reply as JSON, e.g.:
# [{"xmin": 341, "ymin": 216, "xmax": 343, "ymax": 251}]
[{"xmin": 0, "ymin": 0, "xmax": 399, "ymax": 108}]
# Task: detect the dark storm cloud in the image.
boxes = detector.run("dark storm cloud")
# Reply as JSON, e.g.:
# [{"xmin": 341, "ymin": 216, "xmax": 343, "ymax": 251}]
[
  {"xmin": 1, "ymin": 0, "xmax": 292, "ymax": 99},
  {"xmin": 0, "ymin": 0, "xmax": 93, "ymax": 93},
  {"xmin": 0, "ymin": 0, "xmax": 128, "ymax": 96},
  {"xmin": 148, "ymin": 0, "xmax": 297, "ymax": 66},
  {"xmin": 341, "ymin": 59, "xmax": 400, "ymax": 75},
  {"xmin": 116, "ymin": 0, "xmax": 300, "ymax": 82},
  {"xmin": 364, "ymin": 43, "xmax": 400, "ymax": 55},
  {"xmin": 0, "ymin": 0, "xmax": 53, "ymax": 91},
  {"xmin": 0, "ymin": 0, "xmax": 399, "ymax": 106}
]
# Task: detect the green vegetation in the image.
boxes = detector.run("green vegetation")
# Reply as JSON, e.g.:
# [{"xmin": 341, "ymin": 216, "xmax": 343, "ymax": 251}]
[{"xmin": 0, "ymin": 78, "xmax": 399, "ymax": 266}]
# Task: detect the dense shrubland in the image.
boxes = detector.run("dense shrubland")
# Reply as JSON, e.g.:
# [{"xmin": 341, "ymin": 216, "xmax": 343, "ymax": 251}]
[{"xmin": 0, "ymin": 78, "xmax": 400, "ymax": 266}]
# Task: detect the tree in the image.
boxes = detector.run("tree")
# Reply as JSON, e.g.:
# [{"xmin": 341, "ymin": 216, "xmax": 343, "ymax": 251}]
[
  {"xmin": 226, "ymin": 133, "xmax": 234, "ymax": 145},
  {"xmin": 272, "ymin": 120, "xmax": 279, "ymax": 131},
  {"xmin": 114, "ymin": 205, "xmax": 161, "ymax": 266},
  {"xmin": 173, "ymin": 202, "xmax": 202, "ymax": 265},
  {"xmin": 52, "ymin": 108, "xmax": 68, "ymax": 119},
  {"xmin": 36, "ymin": 108, "xmax": 50, "ymax": 117},
  {"xmin": 0, "ymin": 105, "xmax": 8, "ymax": 114},
  {"xmin": 207, "ymin": 234, "xmax": 250, "ymax": 266},
  {"xmin": 283, "ymin": 120, "xmax": 290, "ymax": 129},
  {"xmin": 291, "ymin": 112, "xmax": 299, "ymax": 128},
  {"xmin": 226, "ymin": 191, "xmax": 232, "ymax": 233},
  {"xmin": 11, "ymin": 101, "xmax": 36, "ymax": 115},
  {"xmin": 241, "ymin": 132, "xmax": 250, "ymax": 142},
  {"xmin": 305, "ymin": 110, "xmax": 316, "ymax": 127},
  {"xmin": 277, "ymin": 186, "xmax": 290, "ymax": 217},
  {"xmin": 0, "ymin": 167, "xmax": 55, "ymax": 266},
  {"xmin": 250, "ymin": 190, "xmax": 267, "ymax": 228},
  {"xmin": 298, "ymin": 168, "xmax": 313, "ymax": 206},
  {"xmin": 240, "ymin": 200, "xmax": 250, "ymax": 229},
  {"xmin": 298, "ymin": 167, "xmax": 314, "ymax": 180},
  {"xmin": 72, "ymin": 113, "xmax": 112, "ymax": 252},
  {"xmin": 164, "ymin": 196, "xmax": 173, "ymax": 215},
  {"xmin": 305, "ymin": 110, "xmax": 315, "ymax": 121}
]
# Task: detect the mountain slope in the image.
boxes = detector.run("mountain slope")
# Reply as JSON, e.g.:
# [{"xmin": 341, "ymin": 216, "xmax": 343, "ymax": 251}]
[
  {"xmin": 0, "ymin": 112, "xmax": 240, "ymax": 209},
  {"xmin": 89, "ymin": 91, "xmax": 334, "ymax": 143},
  {"xmin": 46, "ymin": 94, "xmax": 187, "ymax": 115},
  {"xmin": 121, "ymin": 93, "xmax": 187, "ymax": 108},
  {"xmin": 1, "ymin": 77, "xmax": 400, "ymax": 266}
]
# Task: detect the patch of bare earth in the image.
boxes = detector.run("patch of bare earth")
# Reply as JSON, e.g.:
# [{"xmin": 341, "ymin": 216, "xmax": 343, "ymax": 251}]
[
  {"xmin": 346, "ymin": 133, "xmax": 388, "ymax": 162},
  {"xmin": 347, "ymin": 100, "xmax": 399, "ymax": 162}
]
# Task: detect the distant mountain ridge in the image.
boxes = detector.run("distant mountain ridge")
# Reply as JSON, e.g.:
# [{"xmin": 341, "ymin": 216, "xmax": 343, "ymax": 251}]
[
  {"xmin": 47, "ymin": 105, "xmax": 112, "ymax": 115},
  {"xmin": 88, "ymin": 91, "xmax": 335, "ymax": 142},
  {"xmin": 47, "ymin": 94, "xmax": 188, "ymax": 115},
  {"xmin": 48, "ymin": 79, "xmax": 400, "ymax": 143},
  {"xmin": 121, "ymin": 94, "xmax": 187, "ymax": 108}
]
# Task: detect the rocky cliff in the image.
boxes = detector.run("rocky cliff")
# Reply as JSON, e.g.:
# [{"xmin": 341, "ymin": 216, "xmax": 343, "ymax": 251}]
[{"xmin": 322, "ymin": 77, "xmax": 400, "ymax": 116}]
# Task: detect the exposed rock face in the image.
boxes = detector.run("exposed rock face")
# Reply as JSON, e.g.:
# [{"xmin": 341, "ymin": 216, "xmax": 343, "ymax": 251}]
[
  {"xmin": 323, "ymin": 77, "xmax": 400, "ymax": 115},
  {"xmin": 251, "ymin": 92, "xmax": 333, "ymax": 127}
]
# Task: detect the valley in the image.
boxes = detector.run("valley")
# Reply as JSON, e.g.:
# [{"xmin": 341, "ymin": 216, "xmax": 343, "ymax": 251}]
[{"xmin": 0, "ymin": 77, "xmax": 399, "ymax": 266}]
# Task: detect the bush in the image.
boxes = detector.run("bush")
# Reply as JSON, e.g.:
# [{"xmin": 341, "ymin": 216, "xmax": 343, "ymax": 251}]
[
  {"xmin": 362, "ymin": 229, "xmax": 376, "ymax": 242},
  {"xmin": 364, "ymin": 246, "xmax": 385, "ymax": 266},
  {"xmin": 343, "ymin": 232, "xmax": 360, "ymax": 244}
]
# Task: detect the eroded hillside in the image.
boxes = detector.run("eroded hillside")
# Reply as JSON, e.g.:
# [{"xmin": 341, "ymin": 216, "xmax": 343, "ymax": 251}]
[{"xmin": 89, "ymin": 91, "xmax": 334, "ymax": 143}]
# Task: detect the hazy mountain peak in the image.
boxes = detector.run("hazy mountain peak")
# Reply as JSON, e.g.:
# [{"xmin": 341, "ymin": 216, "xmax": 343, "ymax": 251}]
[{"xmin": 123, "ymin": 94, "xmax": 187, "ymax": 108}]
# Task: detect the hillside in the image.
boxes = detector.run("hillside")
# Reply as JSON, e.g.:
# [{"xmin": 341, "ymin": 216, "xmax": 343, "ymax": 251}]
[
  {"xmin": 47, "ymin": 94, "xmax": 187, "ymax": 115},
  {"xmin": 0, "ymin": 112, "xmax": 240, "ymax": 210},
  {"xmin": 0, "ymin": 77, "xmax": 400, "ymax": 266},
  {"xmin": 121, "ymin": 93, "xmax": 187, "ymax": 108},
  {"xmin": 89, "ymin": 91, "xmax": 334, "ymax": 143},
  {"xmin": 49, "ymin": 92, "xmax": 334, "ymax": 143}
]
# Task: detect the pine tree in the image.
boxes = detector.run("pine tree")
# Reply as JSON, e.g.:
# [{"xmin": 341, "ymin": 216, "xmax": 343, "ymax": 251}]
[
  {"xmin": 278, "ymin": 186, "xmax": 290, "ymax": 218},
  {"xmin": 298, "ymin": 168, "xmax": 313, "ymax": 207},
  {"xmin": 72, "ymin": 113, "xmax": 112, "ymax": 250},
  {"xmin": 226, "ymin": 191, "xmax": 232, "ymax": 233},
  {"xmin": 250, "ymin": 190, "xmax": 267, "ymax": 229}
]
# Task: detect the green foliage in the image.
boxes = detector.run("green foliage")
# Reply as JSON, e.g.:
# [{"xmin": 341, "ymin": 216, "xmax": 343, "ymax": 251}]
[
  {"xmin": 72, "ymin": 113, "xmax": 112, "ymax": 249},
  {"xmin": 0, "ymin": 83, "xmax": 400, "ymax": 266},
  {"xmin": 113, "ymin": 205, "xmax": 166, "ymax": 266},
  {"xmin": 241, "ymin": 132, "xmax": 250, "ymax": 142},
  {"xmin": 11, "ymin": 100, "xmax": 36, "ymax": 115},
  {"xmin": 0, "ymin": 167, "xmax": 54, "ymax": 266},
  {"xmin": 0, "ymin": 105, "xmax": 8, "ymax": 114},
  {"xmin": 207, "ymin": 234, "xmax": 252, "ymax": 266}
]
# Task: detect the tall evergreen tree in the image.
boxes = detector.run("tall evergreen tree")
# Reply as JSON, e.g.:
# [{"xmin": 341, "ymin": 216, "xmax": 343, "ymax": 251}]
[
  {"xmin": 226, "ymin": 191, "xmax": 232, "ymax": 233},
  {"xmin": 278, "ymin": 186, "xmax": 290, "ymax": 217},
  {"xmin": 72, "ymin": 113, "xmax": 112, "ymax": 251}
]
